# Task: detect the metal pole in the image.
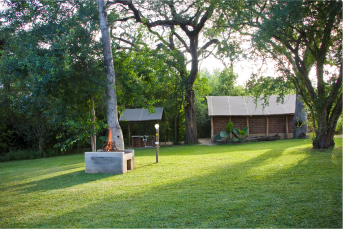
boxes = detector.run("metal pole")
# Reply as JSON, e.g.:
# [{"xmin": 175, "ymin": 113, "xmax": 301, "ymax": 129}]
[
  {"xmin": 128, "ymin": 122, "xmax": 131, "ymax": 147},
  {"xmin": 156, "ymin": 127, "xmax": 159, "ymax": 163}
]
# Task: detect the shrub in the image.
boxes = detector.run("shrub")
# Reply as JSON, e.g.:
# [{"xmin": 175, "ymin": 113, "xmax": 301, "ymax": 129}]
[
  {"xmin": 0, "ymin": 149, "xmax": 60, "ymax": 162},
  {"xmin": 336, "ymin": 116, "xmax": 342, "ymax": 134}
]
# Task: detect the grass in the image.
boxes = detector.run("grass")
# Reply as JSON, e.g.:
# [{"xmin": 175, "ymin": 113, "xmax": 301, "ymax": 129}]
[{"xmin": 0, "ymin": 138, "xmax": 342, "ymax": 228}]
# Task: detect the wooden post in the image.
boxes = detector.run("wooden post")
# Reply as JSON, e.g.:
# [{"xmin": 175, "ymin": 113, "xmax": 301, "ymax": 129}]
[
  {"xmin": 211, "ymin": 116, "xmax": 214, "ymax": 142},
  {"xmin": 128, "ymin": 122, "xmax": 131, "ymax": 147},
  {"xmin": 286, "ymin": 115, "xmax": 289, "ymax": 139},
  {"xmin": 246, "ymin": 116, "xmax": 249, "ymax": 136},
  {"xmin": 90, "ymin": 95, "xmax": 96, "ymax": 152},
  {"xmin": 266, "ymin": 116, "xmax": 269, "ymax": 136},
  {"xmin": 229, "ymin": 116, "xmax": 232, "ymax": 139}
]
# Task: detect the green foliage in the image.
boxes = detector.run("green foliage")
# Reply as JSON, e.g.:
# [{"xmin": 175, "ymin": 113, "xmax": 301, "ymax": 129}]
[
  {"xmin": 206, "ymin": 68, "xmax": 245, "ymax": 96},
  {"xmin": 219, "ymin": 131, "xmax": 229, "ymax": 138},
  {"xmin": 225, "ymin": 121, "xmax": 234, "ymax": 135},
  {"xmin": 233, "ymin": 128, "xmax": 247, "ymax": 143},
  {"xmin": 246, "ymin": 75, "xmax": 295, "ymax": 107},
  {"xmin": 195, "ymin": 68, "xmax": 246, "ymax": 138},
  {"xmin": 99, "ymin": 136, "xmax": 108, "ymax": 143},
  {"xmin": 214, "ymin": 133, "xmax": 222, "ymax": 141},
  {"xmin": 214, "ymin": 121, "xmax": 248, "ymax": 142},
  {"xmin": 194, "ymin": 74, "xmax": 212, "ymax": 138},
  {"xmin": 336, "ymin": 115, "xmax": 342, "ymax": 135},
  {"xmin": 242, "ymin": 0, "xmax": 342, "ymax": 148},
  {"xmin": 0, "ymin": 124, "xmax": 15, "ymax": 153},
  {"xmin": 0, "ymin": 149, "xmax": 42, "ymax": 162},
  {"xmin": 243, "ymin": 126, "xmax": 249, "ymax": 134},
  {"xmin": 0, "ymin": 0, "xmax": 109, "ymax": 153}
]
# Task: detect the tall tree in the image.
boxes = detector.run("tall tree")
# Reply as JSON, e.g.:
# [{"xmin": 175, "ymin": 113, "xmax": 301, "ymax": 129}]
[
  {"xmin": 97, "ymin": 0, "xmax": 124, "ymax": 149},
  {"xmin": 1, "ymin": 0, "xmax": 109, "ymax": 152},
  {"xmin": 107, "ymin": 0, "xmax": 228, "ymax": 143},
  {"xmin": 240, "ymin": 1, "xmax": 342, "ymax": 148}
]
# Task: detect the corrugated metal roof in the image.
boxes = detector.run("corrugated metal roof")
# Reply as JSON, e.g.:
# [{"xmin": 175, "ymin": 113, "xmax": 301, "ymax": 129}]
[
  {"xmin": 207, "ymin": 95, "xmax": 296, "ymax": 116},
  {"xmin": 119, "ymin": 107, "xmax": 164, "ymax": 121}
]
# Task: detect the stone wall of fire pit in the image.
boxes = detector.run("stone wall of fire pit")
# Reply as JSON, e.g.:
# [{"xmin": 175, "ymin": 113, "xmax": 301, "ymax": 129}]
[{"xmin": 85, "ymin": 150, "xmax": 134, "ymax": 174}]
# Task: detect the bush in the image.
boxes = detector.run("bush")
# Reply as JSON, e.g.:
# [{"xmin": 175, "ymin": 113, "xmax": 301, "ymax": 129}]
[
  {"xmin": 0, "ymin": 149, "xmax": 59, "ymax": 162},
  {"xmin": 336, "ymin": 116, "xmax": 342, "ymax": 134}
]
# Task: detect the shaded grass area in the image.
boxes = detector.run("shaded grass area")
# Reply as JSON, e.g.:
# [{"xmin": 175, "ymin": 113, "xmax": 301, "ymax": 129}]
[{"xmin": 0, "ymin": 138, "xmax": 341, "ymax": 228}]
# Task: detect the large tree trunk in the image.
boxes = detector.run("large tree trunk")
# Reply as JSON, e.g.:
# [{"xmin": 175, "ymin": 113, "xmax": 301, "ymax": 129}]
[
  {"xmin": 313, "ymin": 129, "xmax": 335, "ymax": 149},
  {"xmin": 184, "ymin": 35, "xmax": 199, "ymax": 144},
  {"xmin": 293, "ymin": 94, "xmax": 308, "ymax": 138},
  {"xmin": 312, "ymin": 131, "xmax": 335, "ymax": 149},
  {"xmin": 97, "ymin": 0, "xmax": 124, "ymax": 150},
  {"xmin": 313, "ymin": 113, "xmax": 335, "ymax": 148},
  {"xmin": 174, "ymin": 112, "xmax": 178, "ymax": 143},
  {"xmin": 185, "ymin": 88, "xmax": 197, "ymax": 144}
]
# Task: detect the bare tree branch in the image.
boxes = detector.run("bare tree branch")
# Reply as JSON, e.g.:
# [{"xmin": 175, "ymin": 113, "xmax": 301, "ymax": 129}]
[
  {"xmin": 113, "ymin": 16, "xmax": 135, "ymax": 22},
  {"xmin": 197, "ymin": 39, "xmax": 218, "ymax": 56},
  {"xmin": 172, "ymin": 31, "xmax": 191, "ymax": 53}
]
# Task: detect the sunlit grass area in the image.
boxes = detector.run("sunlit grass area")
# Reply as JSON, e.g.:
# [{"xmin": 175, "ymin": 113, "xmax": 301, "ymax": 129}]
[{"xmin": 0, "ymin": 138, "xmax": 341, "ymax": 228}]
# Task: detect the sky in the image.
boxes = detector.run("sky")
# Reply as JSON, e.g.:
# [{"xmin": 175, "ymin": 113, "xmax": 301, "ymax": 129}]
[{"xmin": 196, "ymin": 54, "xmax": 280, "ymax": 86}]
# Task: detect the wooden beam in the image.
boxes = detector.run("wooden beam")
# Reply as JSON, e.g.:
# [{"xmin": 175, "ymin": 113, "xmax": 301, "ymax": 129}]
[
  {"xmin": 211, "ymin": 116, "xmax": 214, "ymax": 142},
  {"xmin": 128, "ymin": 122, "xmax": 131, "ymax": 147},
  {"xmin": 229, "ymin": 116, "xmax": 232, "ymax": 139},
  {"xmin": 246, "ymin": 116, "xmax": 249, "ymax": 136},
  {"xmin": 266, "ymin": 116, "xmax": 269, "ymax": 136},
  {"xmin": 286, "ymin": 115, "xmax": 289, "ymax": 139}
]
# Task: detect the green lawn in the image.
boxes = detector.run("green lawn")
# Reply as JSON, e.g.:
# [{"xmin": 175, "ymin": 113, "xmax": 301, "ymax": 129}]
[{"xmin": 0, "ymin": 138, "xmax": 342, "ymax": 228}]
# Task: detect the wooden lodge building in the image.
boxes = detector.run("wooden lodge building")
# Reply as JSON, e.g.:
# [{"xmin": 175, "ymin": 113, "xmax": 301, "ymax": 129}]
[{"xmin": 207, "ymin": 95, "xmax": 296, "ymax": 141}]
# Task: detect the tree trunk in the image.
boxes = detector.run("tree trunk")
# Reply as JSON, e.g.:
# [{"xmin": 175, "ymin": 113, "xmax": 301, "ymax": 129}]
[
  {"xmin": 293, "ymin": 94, "xmax": 308, "ymax": 138},
  {"xmin": 174, "ymin": 112, "xmax": 178, "ymax": 143},
  {"xmin": 184, "ymin": 35, "xmax": 199, "ymax": 144},
  {"xmin": 97, "ymin": 0, "xmax": 124, "ymax": 150},
  {"xmin": 313, "ymin": 126, "xmax": 335, "ymax": 149},
  {"xmin": 90, "ymin": 95, "xmax": 96, "ymax": 152},
  {"xmin": 38, "ymin": 136, "xmax": 43, "ymax": 157},
  {"xmin": 185, "ymin": 88, "xmax": 197, "ymax": 144},
  {"xmin": 312, "ymin": 108, "xmax": 335, "ymax": 148}
]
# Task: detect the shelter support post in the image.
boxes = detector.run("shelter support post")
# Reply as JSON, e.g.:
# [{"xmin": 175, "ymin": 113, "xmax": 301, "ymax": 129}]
[
  {"xmin": 229, "ymin": 116, "xmax": 232, "ymax": 139},
  {"xmin": 128, "ymin": 122, "xmax": 131, "ymax": 147},
  {"xmin": 286, "ymin": 115, "xmax": 289, "ymax": 139},
  {"xmin": 211, "ymin": 116, "xmax": 214, "ymax": 142},
  {"xmin": 246, "ymin": 116, "xmax": 249, "ymax": 136},
  {"xmin": 266, "ymin": 116, "xmax": 269, "ymax": 136}
]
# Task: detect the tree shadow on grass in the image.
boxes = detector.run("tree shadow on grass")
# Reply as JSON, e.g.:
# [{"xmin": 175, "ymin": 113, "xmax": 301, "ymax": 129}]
[
  {"xmin": 3, "ymin": 141, "xmax": 341, "ymax": 228},
  {"xmin": 0, "ymin": 168, "xmax": 116, "ymax": 193},
  {"xmin": 12, "ymin": 148, "xmax": 282, "ymax": 227},
  {"xmin": 134, "ymin": 138, "xmax": 312, "ymax": 157}
]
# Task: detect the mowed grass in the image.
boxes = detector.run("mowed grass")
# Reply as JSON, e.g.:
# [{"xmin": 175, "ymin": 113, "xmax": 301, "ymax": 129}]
[{"xmin": 0, "ymin": 138, "xmax": 341, "ymax": 228}]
